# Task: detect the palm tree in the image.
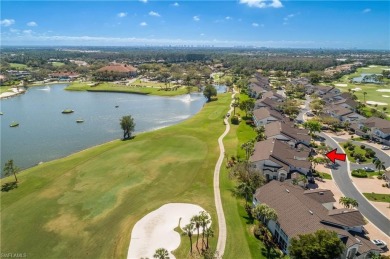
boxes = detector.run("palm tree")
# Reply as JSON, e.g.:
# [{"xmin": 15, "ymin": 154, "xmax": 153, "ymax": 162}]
[
  {"xmin": 339, "ymin": 197, "xmax": 349, "ymax": 208},
  {"xmin": 153, "ymin": 248, "xmax": 170, "ymax": 259},
  {"xmin": 363, "ymin": 92, "xmax": 367, "ymax": 104},
  {"xmin": 344, "ymin": 121, "xmax": 351, "ymax": 132},
  {"xmin": 339, "ymin": 197, "xmax": 358, "ymax": 208},
  {"xmin": 232, "ymin": 101, "xmax": 239, "ymax": 116},
  {"xmin": 199, "ymin": 211, "xmax": 211, "ymax": 249},
  {"xmin": 182, "ymin": 223, "xmax": 194, "ymax": 254},
  {"xmin": 204, "ymin": 228, "xmax": 214, "ymax": 249},
  {"xmin": 241, "ymin": 140, "xmax": 254, "ymax": 161},
  {"xmin": 252, "ymin": 204, "xmax": 278, "ymax": 224},
  {"xmin": 191, "ymin": 215, "xmax": 202, "ymax": 253},
  {"xmin": 374, "ymin": 159, "xmax": 386, "ymax": 175},
  {"xmin": 120, "ymin": 115, "xmax": 136, "ymax": 139},
  {"xmin": 255, "ymin": 126, "xmax": 267, "ymax": 141},
  {"xmin": 234, "ymin": 181, "xmax": 253, "ymax": 205}
]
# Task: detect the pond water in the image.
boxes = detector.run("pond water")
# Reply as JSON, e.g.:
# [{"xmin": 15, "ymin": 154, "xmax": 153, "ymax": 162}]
[{"xmin": 0, "ymin": 84, "xmax": 225, "ymax": 174}]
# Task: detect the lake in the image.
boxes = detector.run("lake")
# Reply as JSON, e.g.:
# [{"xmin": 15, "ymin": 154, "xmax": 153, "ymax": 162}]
[{"xmin": 0, "ymin": 84, "xmax": 225, "ymax": 174}]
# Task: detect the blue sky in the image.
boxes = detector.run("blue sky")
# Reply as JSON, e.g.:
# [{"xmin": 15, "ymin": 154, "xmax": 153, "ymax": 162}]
[{"xmin": 1, "ymin": 1, "xmax": 389, "ymax": 49}]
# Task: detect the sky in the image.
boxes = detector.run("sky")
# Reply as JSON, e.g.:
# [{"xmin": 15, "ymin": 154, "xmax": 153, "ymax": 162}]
[{"xmin": 1, "ymin": 0, "xmax": 389, "ymax": 49}]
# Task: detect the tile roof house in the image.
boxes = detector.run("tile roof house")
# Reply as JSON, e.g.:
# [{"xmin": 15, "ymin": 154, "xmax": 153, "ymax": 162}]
[
  {"xmin": 252, "ymin": 107, "xmax": 284, "ymax": 127},
  {"xmin": 49, "ymin": 72, "xmax": 80, "ymax": 81},
  {"xmin": 253, "ymin": 181, "xmax": 381, "ymax": 257},
  {"xmin": 250, "ymin": 139, "xmax": 312, "ymax": 181},
  {"xmin": 264, "ymin": 120, "xmax": 311, "ymax": 147},
  {"xmin": 95, "ymin": 64, "xmax": 137, "ymax": 80},
  {"xmin": 358, "ymin": 117, "xmax": 390, "ymax": 145},
  {"xmin": 323, "ymin": 104, "xmax": 364, "ymax": 122}
]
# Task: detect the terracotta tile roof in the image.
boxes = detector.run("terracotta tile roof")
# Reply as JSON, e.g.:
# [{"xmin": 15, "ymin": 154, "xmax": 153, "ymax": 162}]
[{"xmin": 97, "ymin": 64, "xmax": 137, "ymax": 73}]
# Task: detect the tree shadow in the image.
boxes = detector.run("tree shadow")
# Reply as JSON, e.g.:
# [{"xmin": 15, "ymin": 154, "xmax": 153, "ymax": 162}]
[
  {"xmin": 121, "ymin": 135, "xmax": 136, "ymax": 141},
  {"xmin": 1, "ymin": 181, "xmax": 18, "ymax": 192},
  {"xmin": 261, "ymin": 247, "xmax": 283, "ymax": 259}
]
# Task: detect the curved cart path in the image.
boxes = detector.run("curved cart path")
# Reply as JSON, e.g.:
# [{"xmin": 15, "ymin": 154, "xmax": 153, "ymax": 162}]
[{"xmin": 214, "ymin": 91, "xmax": 237, "ymax": 257}]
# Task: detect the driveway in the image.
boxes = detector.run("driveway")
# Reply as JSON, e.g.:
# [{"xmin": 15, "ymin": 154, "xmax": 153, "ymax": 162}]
[{"xmin": 320, "ymin": 133, "xmax": 390, "ymax": 236}]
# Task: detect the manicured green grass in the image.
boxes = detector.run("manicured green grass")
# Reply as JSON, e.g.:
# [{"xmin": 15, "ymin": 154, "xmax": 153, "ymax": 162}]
[
  {"xmin": 9, "ymin": 63, "xmax": 28, "ymax": 69},
  {"xmin": 340, "ymin": 142, "xmax": 374, "ymax": 164},
  {"xmin": 0, "ymin": 86, "xmax": 13, "ymax": 94},
  {"xmin": 332, "ymin": 65, "xmax": 390, "ymax": 114},
  {"xmin": 65, "ymin": 81, "xmax": 195, "ymax": 96},
  {"xmin": 51, "ymin": 62, "xmax": 65, "ymax": 67},
  {"xmin": 1, "ymin": 93, "xmax": 232, "ymax": 259},
  {"xmin": 319, "ymin": 172, "xmax": 332, "ymax": 180},
  {"xmin": 363, "ymin": 193, "xmax": 390, "ymax": 203}
]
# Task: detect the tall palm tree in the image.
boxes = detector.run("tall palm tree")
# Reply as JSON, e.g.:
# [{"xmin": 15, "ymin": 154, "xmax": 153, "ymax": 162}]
[
  {"xmin": 191, "ymin": 215, "xmax": 202, "ymax": 252},
  {"xmin": 204, "ymin": 228, "xmax": 214, "ymax": 249},
  {"xmin": 153, "ymin": 248, "xmax": 170, "ymax": 259},
  {"xmin": 374, "ymin": 159, "xmax": 386, "ymax": 175},
  {"xmin": 241, "ymin": 140, "xmax": 255, "ymax": 161},
  {"xmin": 339, "ymin": 197, "xmax": 349, "ymax": 208},
  {"xmin": 234, "ymin": 181, "xmax": 253, "ymax": 205},
  {"xmin": 339, "ymin": 197, "xmax": 358, "ymax": 208},
  {"xmin": 255, "ymin": 126, "xmax": 267, "ymax": 141},
  {"xmin": 363, "ymin": 92, "xmax": 367, "ymax": 104},
  {"xmin": 199, "ymin": 211, "xmax": 211, "ymax": 249},
  {"xmin": 182, "ymin": 223, "xmax": 194, "ymax": 254}
]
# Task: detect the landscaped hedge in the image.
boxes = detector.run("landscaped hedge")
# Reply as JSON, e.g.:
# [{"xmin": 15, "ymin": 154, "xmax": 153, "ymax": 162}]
[{"xmin": 351, "ymin": 169, "xmax": 368, "ymax": 178}]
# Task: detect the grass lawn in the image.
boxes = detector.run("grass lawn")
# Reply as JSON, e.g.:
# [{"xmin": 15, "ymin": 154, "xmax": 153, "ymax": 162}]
[
  {"xmin": 319, "ymin": 172, "xmax": 332, "ymax": 180},
  {"xmin": 0, "ymin": 86, "xmax": 13, "ymax": 94},
  {"xmin": 1, "ymin": 93, "xmax": 232, "ymax": 258},
  {"xmin": 9, "ymin": 63, "xmax": 28, "ymax": 69},
  {"xmin": 66, "ymin": 81, "xmax": 195, "ymax": 97},
  {"xmin": 51, "ymin": 62, "xmax": 65, "ymax": 67},
  {"xmin": 332, "ymin": 65, "xmax": 390, "ymax": 115},
  {"xmin": 340, "ymin": 142, "xmax": 374, "ymax": 164},
  {"xmin": 363, "ymin": 193, "xmax": 390, "ymax": 203}
]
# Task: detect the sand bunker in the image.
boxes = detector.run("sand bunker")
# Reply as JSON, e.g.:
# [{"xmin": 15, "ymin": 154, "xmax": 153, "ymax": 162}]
[
  {"xmin": 366, "ymin": 101, "xmax": 388, "ymax": 106},
  {"xmin": 127, "ymin": 203, "xmax": 211, "ymax": 259},
  {"xmin": 351, "ymin": 88, "xmax": 362, "ymax": 91},
  {"xmin": 382, "ymin": 95, "xmax": 390, "ymax": 98},
  {"xmin": 335, "ymin": 83, "xmax": 348, "ymax": 87},
  {"xmin": 377, "ymin": 89, "xmax": 390, "ymax": 92},
  {"xmin": 368, "ymin": 65, "xmax": 378, "ymax": 68}
]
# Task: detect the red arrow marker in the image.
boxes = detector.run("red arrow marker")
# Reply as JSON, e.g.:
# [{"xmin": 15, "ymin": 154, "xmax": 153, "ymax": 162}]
[{"xmin": 325, "ymin": 149, "xmax": 346, "ymax": 163}]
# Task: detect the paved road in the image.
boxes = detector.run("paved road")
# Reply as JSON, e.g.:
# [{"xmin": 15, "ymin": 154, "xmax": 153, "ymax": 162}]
[
  {"xmin": 296, "ymin": 95, "xmax": 311, "ymax": 122},
  {"xmin": 320, "ymin": 133, "xmax": 390, "ymax": 237},
  {"xmin": 214, "ymin": 91, "xmax": 237, "ymax": 257}
]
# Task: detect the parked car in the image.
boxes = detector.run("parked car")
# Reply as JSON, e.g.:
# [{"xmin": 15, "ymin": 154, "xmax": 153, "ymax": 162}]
[
  {"xmin": 226, "ymin": 113, "xmax": 230, "ymax": 117},
  {"xmin": 295, "ymin": 119, "xmax": 304, "ymax": 124},
  {"xmin": 371, "ymin": 239, "xmax": 387, "ymax": 249},
  {"xmin": 381, "ymin": 145, "xmax": 390, "ymax": 150},
  {"xmin": 363, "ymin": 167, "xmax": 375, "ymax": 172},
  {"xmin": 306, "ymin": 112, "xmax": 314, "ymax": 117}
]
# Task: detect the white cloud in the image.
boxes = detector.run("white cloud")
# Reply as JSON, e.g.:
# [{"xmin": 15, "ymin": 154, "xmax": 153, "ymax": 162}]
[
  {"xmin": 362, "ymin": 8, "xmax": 371, "ymax": 13},
  {"xmin": 1, "ymin": 19, "xmax": 15, "ymax": 27},
  {"xmin": 200, "ymin": 33, "xmax": 205, "ymax": 36},
  {"xmin": 173, "ymin": 2, "xmax": 179, "ymax": 7},
  {"xmin": 193, "ymin": 16, "xmax": 200, "ymax": 21},
  {"xmin": 140, "ymin": 22, "xmax": 147, "ymax": 26},
  {"xmin": 23, "ymin": 30, "xmax": 33, "ymax": 34},
  {"xmin": 149, "ymin": 11, "xmax": 160, "ymax": 17},
  {"xmin": 252, "ymin": 23, "xmax": 259, "ymax": 27},
  {"xmin": 225, "ymin": 16, "xmax": 232, "ymax": 20},
  {"xmin": 27, "ymin": 21, "xmax": 37, "ymax": 27},
  {"xmin": 239, "ymin": 0, "xmax": 282, "ymax": 9},
  {"xmin": 139, "ymin": 0, "xmax": 148, "ymax": 3},
  {"xmin": 9, "ymin": 28, "xmax": 19, "ymax": 33},
  {"xmin": 117, "ymin": 12, "xmax": 127, "ymax": 18}
]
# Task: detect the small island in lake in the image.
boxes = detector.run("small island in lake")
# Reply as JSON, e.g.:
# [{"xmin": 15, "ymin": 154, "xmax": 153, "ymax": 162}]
[
  {"xmin": 62, "ymin": 109, "xmax": 74, "ymax": 114},
  {"xmin": 76, "ymin": 119, "xmax": 84, "ymax": 123},
  {"xmin": 9, "ymin": 122, "xmax": 19, "ymax": 127}
]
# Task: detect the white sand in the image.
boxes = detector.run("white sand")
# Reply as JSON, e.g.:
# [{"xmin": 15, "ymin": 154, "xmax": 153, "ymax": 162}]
[
  {"xmin": 0, "ymin": 92, "xmax": 17, "ymax": 99},
  {"xmin": 366, "ymin": 101, "xmax": 388, "ymax": 106},
  {"xmin": 127, "ymin": 203, "xmax": 211, "ymax": 259},
  {"xmin": 368, "ymin": 65, "xmax": 378, "ymax": 68},
  {"xmin": 382, "ymin": 95, "xmax": 390, "ymax": 98},
  {"xmin": 377, "ymin": 89, "xmax": 390, "ymax": 92},
  {"xmin": 335, "ymin": 83, "xmax": 348, "ymax": 87},
  {"xmin": 351, "ymin": 87, "xmax": 362, "ymax": 91}
]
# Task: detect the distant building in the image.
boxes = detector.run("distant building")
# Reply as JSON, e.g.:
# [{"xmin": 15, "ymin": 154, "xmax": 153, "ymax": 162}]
[
  {"xmin": 49, "ymin": 72, "xmax": 80, "ymax": 81},
  {"xmin": 95, "ymin": 64, "xmax": 137, "ymax": 81}
]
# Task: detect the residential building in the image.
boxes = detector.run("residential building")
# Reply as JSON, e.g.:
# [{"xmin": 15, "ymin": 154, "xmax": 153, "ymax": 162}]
[
  {"xmin": 264, "ymin": 119, "xmax": 311, "ymax": 147},
  {"xmin": 253, "ymin": 181, "xmax": 381, "ymax": 258},
  {"xmin": 250, "ymin": 139, "xmax": 312, "ymax": 181},
  {"xmin": 357, "ymin": 117, "xmax": 390, "ymax": 145},
  {"xmin": 252, "ymin": 107, "xmax": 284, "ymax": 127}
]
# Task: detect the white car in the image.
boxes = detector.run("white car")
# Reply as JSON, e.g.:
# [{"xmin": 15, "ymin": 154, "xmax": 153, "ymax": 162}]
[
  {"xmin": 371, "ymin": 239, "xmax": 387, "ymax": 249},
  {"xmin": 381, "ymin": 145, "xmax": 390, "ymax": 150}
]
